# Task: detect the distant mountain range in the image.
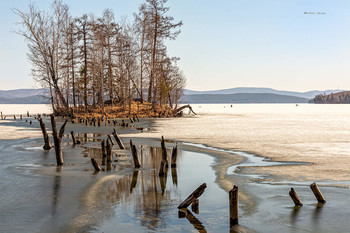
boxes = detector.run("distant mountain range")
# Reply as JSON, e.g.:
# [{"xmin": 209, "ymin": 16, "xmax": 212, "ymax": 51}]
[
  {"xmin": 0, "ymin": 87, "xmax": 346, "ymax": 104},
  {"xmin": 182, "ymin": 87, "xmax": 346, "ymax": 104},
  {"xmin": 184, "ymin": 87, "xmax": 345, "ymax": 99}
]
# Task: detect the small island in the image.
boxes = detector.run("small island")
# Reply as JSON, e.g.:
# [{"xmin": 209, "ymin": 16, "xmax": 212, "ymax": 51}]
[{"xmin": 310, "ymin": 91, "xmax": 350, "ymax": 104}]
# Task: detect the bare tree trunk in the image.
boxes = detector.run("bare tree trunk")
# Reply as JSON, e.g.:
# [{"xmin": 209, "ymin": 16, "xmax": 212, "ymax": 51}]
[
  {"xmin": 50, "ymin": 115, "xmax": 68, "ymax": 166},
  {"xmin": 38, "ymin": 117, "xmax": 52, "ymax": 150}
]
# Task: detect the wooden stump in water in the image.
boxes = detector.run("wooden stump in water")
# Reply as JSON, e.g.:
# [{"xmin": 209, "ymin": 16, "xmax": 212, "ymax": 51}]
[
  {"xmin": 29, "ymin": 120, "xmax": 32, "ymax": 125},
  {"xmin": 161, "ymin": 136, "xmax": 168, "ymax": 167},
  {"xmin": 20, "ymin": 115, "xmax": 22, "ymax": 120},
  {"xmin": 1, "ymin": 111, "xmax": 2, "ymax": 120},
  {"xmin": 70, "ymin": 131, "xmax": 80, "ymax": 145},
  {"xmin": 106, "ymin": 139, "xmax": 112, "ymax": 163},
  {"xmin": 14, "ymin": 115, "xmax": 16, "ymax": 120},
  {"xmin": 27, "ymin": 111, "xmax": 29, "ymax": 117},
  {"xmin": 310, "ymin": 183, "xmax": 326, "ymax": 204},
  {"xmin": 107, "ymin": 135, "xmax": 115, "ymax": 146},
  {"xmin": 50, "ymin": 115, "xmax": 67, "ymax": 166},
  {"xmin": 130, "ymin": 140, "xmax": 141, "ymax": 168},
  {"xmin": 171, "ymin": 146, "xmax": 178, "ymax": 167},
  {"xmin": 229, "ymin": 185, "xmax": 239, "ymax": 227},
  {"xmin": 91, "ymin": 158, "xmax": 101, "ymax": 172},
  {"xmin": 101, "ymin": 140, "xmax": 107, "ymax": 166},
  {"xmin": 289, "ymin": 188, "xmax": 303, "ymax": 207},
  {"xmin": 38, "ymin": 117, "xmax": 52, "ymax": 150},
  {"xmin": 113, "ymin": 129, "xmax": 125, "ymax": 149},
  {"xmin": 178, "ymin": 183, "xmax": 207, "ymax": 209}
]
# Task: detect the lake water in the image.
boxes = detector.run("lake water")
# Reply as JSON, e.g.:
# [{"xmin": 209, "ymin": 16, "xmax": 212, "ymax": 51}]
[{"xmin": 1, "ymin": 103, "xmax": 350, "ymax": 232}]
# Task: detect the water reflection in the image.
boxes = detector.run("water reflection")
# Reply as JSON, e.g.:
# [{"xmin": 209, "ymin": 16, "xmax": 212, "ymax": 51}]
[
  {"xmin": 290, "ymin": 206, "xmax": 301, "ymax": 225},
  {"xmin": 51, "ymin": 167, "xmax": 62, "ymax": 216},
  {"xmin": 103, "ymin": 145, "xmax": 182, "ymax": 231}
]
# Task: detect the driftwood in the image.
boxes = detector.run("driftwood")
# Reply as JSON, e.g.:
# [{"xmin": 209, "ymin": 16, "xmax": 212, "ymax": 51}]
[
  {"xmin": 38, "ymin": 117, "xmax": 52, "ymax": 150},
  {"xmin": 174, "ymin": 104, "xmax": 197, "ymax": 116},
  {"xmin": 171, "ymin": 146, "xmax": 178, "ymax": 167},
  {"xmin": 91, "ymin": 158, "xmax": 101, "ymax": 171},
  {"xmin": 130, "ymin": 140, "xmax": 141, "ymax": 168},
  {"xmin": 178, "ymin": 183, "xmax": 207, "ymax": 209},
  {"xmin": 161, "ymin": 136, "xmax": 168, "ymax": 167},
  {"xmin": 113, "ymin": 129, "xmax": 125, "ymax": 149},
  {"xmin": 229, "ymin": 185, "xmax": 239, "ymax": 227},
  {"xmin": 289, "ymin": 188, "xmax": 303, "ymax": 207},
  {"xmin": 50, "ymin": 115, "xmax": 68, "ymax": 166},
  {"xmin": 310, "ymin": 183, "xmax": 326, "ymax": 204}
]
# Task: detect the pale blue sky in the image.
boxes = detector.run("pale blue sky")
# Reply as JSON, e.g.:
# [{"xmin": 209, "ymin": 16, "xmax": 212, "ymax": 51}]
[{"xmin": 1, "ymin": 0, "xmax": 350, "ymax": 91}]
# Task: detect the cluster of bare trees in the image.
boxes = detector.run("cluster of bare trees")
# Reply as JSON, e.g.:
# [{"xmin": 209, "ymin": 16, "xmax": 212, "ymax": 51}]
[{"xmin": 14, "ymin": 0, "xmax": 185, "ymax": 114}]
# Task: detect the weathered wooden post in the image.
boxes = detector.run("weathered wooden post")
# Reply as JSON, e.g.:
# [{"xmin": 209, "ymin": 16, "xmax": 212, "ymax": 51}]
[
  {"xmin": 27, "ymin": 111, "xmax": 29, "ymax": 117},
  {"xmin": 20, "ymin": 115, "xmax": 22, "ymax": 120},
  {"xmin": 121, "ymin": 120, "xmax": 125, "ymax": 127},
  {"xmin": 14, "ymin": 115, "xmax": 16, "ymax": 120},
  {"xmin": 171, "ymin": 146, "xmax": 178, "ymax": 167},
  {"xmin": 106, "ymin": 139, "xmax": 112, "ymax": 163},
  {"xmin": 29, "ymin": 120, "xmax": 32, "ymax": 125},
  {"xmin": 130, "ymin": 140, "xmax": 141, "ymax": 168},
  {"xmin": 50, "ymin": 115, "xmax": 68, "ymax": 166},
  {"xmin": 70, "ymin": 131, "xmax": 80, "ymax": 145},
  {"xmin": 289, "ymin": 188, "xmax": 303, "ymax": 207},
  {"xmin": 161, "ymin": 136, "xmax": 168, "ymax": 167},
  {"xmin": 113, "ymin": 129, "xmax": 125, "ymax": 149},
  {"xmin": 178, "ymin": 209, "xmax": 188, "ymax": 218},
  {"xmin": 107, "ymin": 135, "xmax": 115, "ymax": 146},
  {"xmin": 101, "ymin": 140, "xmax": 107, "ymax": 166},
  {"xmin": 91, "ymin": 158, "xmax": 101, "ymax": 172},
  {"xmin": 178, "ymin": 183, "xmax": 207, "ymax": 209},
  {"xmin": 1, "ymin": 111, "xmax": 2, "ymax": 120},
  {"xmin": 229, "ymin": 185, "xmax": 239, "ymax": 227},
  {"xmin": 38, "ymin": 117, "xmax": 52, "ymax": 150},
  {"xmin": 310, "ymin": 183, "xmax": 326, "ymax": 204}
]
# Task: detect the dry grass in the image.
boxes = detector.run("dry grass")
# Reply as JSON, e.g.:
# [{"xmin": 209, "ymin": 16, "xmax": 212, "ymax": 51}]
[{"xmin": 71, "ymin": 101, "xmax": 176, "ymax": 119}]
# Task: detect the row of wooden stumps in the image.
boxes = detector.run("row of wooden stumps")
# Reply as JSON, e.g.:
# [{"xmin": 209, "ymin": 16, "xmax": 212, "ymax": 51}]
[
  {"xmin": 1, "ymin": 110, "xmax": 31, "ymax": 120},
  {"xmin": 90, "ymin": 129, "xmax": 126, "ymax": 172},
  {"xmin": 77, "ymin": 114, "xmax": 140, "ymax": 127},
  {"xmin": 289, "ymin": 182, "xmax": 326, "ymax": 206}
]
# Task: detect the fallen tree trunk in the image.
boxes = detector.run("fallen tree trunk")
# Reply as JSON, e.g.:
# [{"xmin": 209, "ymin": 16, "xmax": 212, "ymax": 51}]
[{"xmin": 174, "ymin": 104, "xmax": 197, "ymax": 116}]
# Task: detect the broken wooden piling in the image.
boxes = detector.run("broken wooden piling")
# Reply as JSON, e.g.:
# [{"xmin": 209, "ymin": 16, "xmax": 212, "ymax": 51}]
[
  {"xmin": 38, "ymin": 117, "xmax": 52, "ymax": 150},
  {"xmin": 289, "ymin": 188, "xmax": 303, "ymax": 207},
  {"xmin": 50, "ymin": 115, "xmax": 67, "ymax": 166},
  {"xmin": 310, "ymin": 183, "xmax": 326, "ymax": 204},
  {"xmin": 106, "ymin": 139, "xmax": 112, "ymax": 163},
  {"xmin": 130, "ymin": 140, "xmax": 141, "ymax": 168},
  {"xmin": 178, "ymin": 183, "xmax": 207, "ymax": 209},
  {"xmin": 70, "ymin": 131, "xmax": 80, "ymax": 145},
  {"xmin": 107, "ymin": 135, "xmax": 115, "ymax": 146},
  {"xmin": 191, "ymin": 199, "xmax": 199, "ymax": 214},
  {"xmin": 101, "ymin": 140, "xmax": 107, "ymax": 166},
  {"xmin": 113, "ymin": 129, "xmax": 125, "ymax": 149},
  {"xmin": 229, "ymin": 185, "xmax": 239, "ymax": 227},
  {"xmin": 91, "ymin": 158, "xmax": 101, "ymax": 172}
]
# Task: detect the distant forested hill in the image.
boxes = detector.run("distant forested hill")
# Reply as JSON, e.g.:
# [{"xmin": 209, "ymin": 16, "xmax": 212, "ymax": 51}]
[
  {"xmin": 0, "ymin": 95, "xmax": 47, "ymax": 104},
  {"xmin": 182, "ymin": 93, "xmax": 309, "ymax": 104},
  {"xmin": 311, "ymin": 91, "xmax": 350, "ymax": 104}
]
